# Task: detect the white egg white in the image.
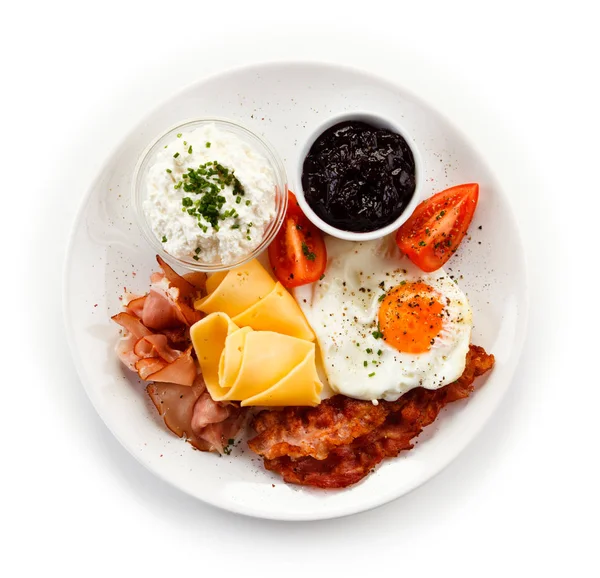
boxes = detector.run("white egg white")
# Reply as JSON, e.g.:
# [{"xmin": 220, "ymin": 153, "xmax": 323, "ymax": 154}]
[{"xmin": 294, "ymin": 236, "xmax": 472, "ymax": 402}]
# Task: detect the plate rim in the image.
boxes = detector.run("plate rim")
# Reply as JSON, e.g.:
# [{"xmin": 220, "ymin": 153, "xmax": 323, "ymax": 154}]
[{"xmin": 63, "ymin": 59, "xmax": 530, "ymax": 521}]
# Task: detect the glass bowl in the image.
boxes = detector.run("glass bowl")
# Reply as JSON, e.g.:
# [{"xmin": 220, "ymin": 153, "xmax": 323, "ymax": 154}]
[{"xmin": 132, "ymin": 117, "xmax": 288, "ymax": 272}]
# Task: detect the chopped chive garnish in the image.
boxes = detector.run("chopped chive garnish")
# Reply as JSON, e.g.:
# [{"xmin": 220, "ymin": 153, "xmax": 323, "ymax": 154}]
[
  {"xmin": 378, "ymin": 294, "xmax": 386, "ymax": 302},
  {"xmin": 246, "ymin": 235, "xmax": 251, "ymax": 241},
  {"xmin": 372, "ymin": 330, "xmax": 384, "ymax": 339},
  {"xmin": 192, "ymin": 255, "xmax": 199, "ymax": 261},
  {"xmin": 175, "ymin": 161, "xmax": 246, "ymax": 230},
  {"xmin": 245, "ymin": 200, "xmax": 251, "ymax": 206},
  {"xmin": 301, "ymin": 242, "xmax": 316, "ymax": 261},
  {"xmin": 319, "ymin": 274, "xmax": 325, "ymax": 280},
  {"xmin": 363, "ymin": 361, "xmax": 368, "ymax": 367},
  {"xmin": 194, "ymin": 247, "xmax": 201, "ymax": 254},
  {"xmin": 173, "ymin": 152, "xmax": 180, "ymax": 158},
  {"xmin": 368, "ymin": 372, "xmax": 375, "ymax": 377},
  {"xmin": 366, "ymin": 348, "xmax": 373, "ymax": 354},
  {"xmin": 188, "ymin": 145, "xmax": 192, "ymax": 154},
  {"xmin": 236, "ymin": 196, "xmax": 242, "ymax": 204},
  {"xmin": 206, "ymin": 142, "xmax": 211, "ymax": 148},
  {"xmin": 177, "ymin": 133, "xmax": 182, "ymax": 138},
  {"xmin": 161, "ymin": 235, "xmax": 167, "ymax": 243},
  {"xmin": 377, "ymin": 350, "xmax": 382, "ymax": 356},
  {"xmin": 231, "ymin": 224, "xmax": 240, "ymax": 229}
]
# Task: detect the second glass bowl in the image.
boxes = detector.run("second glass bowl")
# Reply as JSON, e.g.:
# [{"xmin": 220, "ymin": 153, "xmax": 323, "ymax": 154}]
[{"xmin": 132, "ymin": 117, "xmax": 288, "ymax": 272}]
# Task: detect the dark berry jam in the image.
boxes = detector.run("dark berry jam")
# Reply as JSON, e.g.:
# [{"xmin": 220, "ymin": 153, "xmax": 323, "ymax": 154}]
[{"xmin": 301, "ymin": 121, "xmax": 416, "ymax": 233}]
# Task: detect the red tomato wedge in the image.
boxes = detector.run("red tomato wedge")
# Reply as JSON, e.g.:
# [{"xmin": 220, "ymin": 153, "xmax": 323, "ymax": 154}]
[
  {"xmin": 268, "ymin": 191, "xmax": 327, "ymax": 288},
  {"xmin": 395, "ymin": 183, "xmax": 479, "ymax": 272}
]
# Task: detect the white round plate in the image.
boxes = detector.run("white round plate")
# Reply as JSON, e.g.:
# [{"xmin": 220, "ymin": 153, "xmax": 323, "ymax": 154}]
[{"xmin": 64, "ymin": 62, "xmax": 528, "ymax": 521}]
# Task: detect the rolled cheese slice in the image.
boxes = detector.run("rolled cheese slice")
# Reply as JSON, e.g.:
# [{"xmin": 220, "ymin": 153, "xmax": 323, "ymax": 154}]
[
  {"xmin": 194, "ymin": 259, "xmax": 314, "ymax": 341},
  {"xmin": 189, "ymin": 312, "xmax": 238, "ymax": 399},
  {"xmin": 242, "ymin": 348, "xmax": 321, "ymax": 406},
  {"xmin": 190, "ymin": 312, "xmax": 322, "ymax": 407}
]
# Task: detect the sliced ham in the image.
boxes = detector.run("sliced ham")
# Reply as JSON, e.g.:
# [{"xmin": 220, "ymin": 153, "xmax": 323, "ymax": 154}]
[
  {"xmin": 200, "ymin": 423, "xmax": 232, "ymax": 452},
  {"xmin": 133, "ymin": 337, "xmax": 155, "ymax": 359},
  {"xmin": 135, "ymin": 357, "xmax": 168, "ymax": 380},
  {"xmin": 112, "ymin": 256, "xmax": 239, "ymax": 453},
  {"xmin": 133, "ymin": 334, "xmax": 180, "ymax": 362},
  {"xmin": 156, "ymin": 255, "xmax": 197, "ymax": 298},
  {"xmin": 161, "ymin": 326, "xmax": 190, "ymax": 348},
  {"xmin": 144, "ymin": 346, "xmax": 196, "ymax": 386},
  {"xmin": 112, "ymin": 312, "xmax": 153, "ymax": 370},
  {"xmin": 147, "ymin": 381, "xmax": 208, "ymax": 447},
  {"xmin": 191, "ymin": 393, "xmax": 231, "ymax": 431},
  {"xmin": 142, "ymin": 289, "xmax": 186, "ymax": 330},
  {"xmin": 183, "ymin": 271, "xmax": 207, "ymax": 292},
  {"xmin": 112, "ymin": 312, "xmax": 152, "ymax": 339},
  {"xmin": 143, "ymin": 334, "xmax": 180, "ymax": 363},
  {"xmin": 170, "ymin": 289, "xmax": 202, "ymax": 326},
  {"xmin": 116, "ymin": 332, "xmax": 139, "ymax": 370},
  {"xmin": 147, "ymin": 378, "xmax": 247, "ymax": 453},
  {"xmin": 114, "ymin": 291, "xmax": 197, "ymax": 386},
  {"xmin": 200, "ymin": 411, "xmax": 247, "ymax": 452},
  {"xmin": 125, "ymin": 295, "xmax": 147, "ymax": 318},
  {"xmin": 155, "ymin": 256, "xmax": 203, "ymax": 326},
  {"xmin": 142, "ymin": 272, "xmax": 202, "ymax": 329},
  {"xmin": 191, "ymin": 393, "xmax": 247, "ymax": 452}
]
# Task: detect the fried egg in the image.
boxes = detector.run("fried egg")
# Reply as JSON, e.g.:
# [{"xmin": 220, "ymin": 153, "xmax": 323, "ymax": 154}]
[{"xmin": 294, "ymin": 236, "xmax": 472, "ymax": 401}]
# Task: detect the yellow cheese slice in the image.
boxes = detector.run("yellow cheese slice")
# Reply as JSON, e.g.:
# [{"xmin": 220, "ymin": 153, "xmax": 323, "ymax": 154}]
[
  {"xmin": 221, "ymin": 331, "xmax": 314, "ymax": 401},
  {"xmin": 189, "ymin": 312, "xmax": 240, "ymax": 400},
  {"xmin": 218, "ymin": 325, "xmax": 253, "ymax": 391},
  {"xmin": 195, "ymin": 259, "xmax": 275, "ymax": 317},
  {"xmin": 205, "ymin": 270, "xmax": 228, "ymax": 294},
  {"xmin": 232, "ymin": 282, "xmax": 315, "ymax": 342},
  {"xmin": 242, "ymin": 348, "xmax": 322, "ymax": 407},
  {"xmin": 190, "ymin": 313, "xmax": 322, "ymax": 406},
  {"xmin": 193, "ymin": 259, "xmax": 314, "ymax": 341}
]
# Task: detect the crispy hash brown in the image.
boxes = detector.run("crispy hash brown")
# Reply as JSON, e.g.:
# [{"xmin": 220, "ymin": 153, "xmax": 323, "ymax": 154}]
[{"xmin": 248, "ymin": 345, "xmax": 494, "ymax": 488}]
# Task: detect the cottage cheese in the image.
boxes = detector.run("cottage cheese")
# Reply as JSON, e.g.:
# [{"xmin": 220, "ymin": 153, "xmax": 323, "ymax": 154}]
[{"xmin": 143, "ymin": 123, "xmax": 277, "ymax": 265}]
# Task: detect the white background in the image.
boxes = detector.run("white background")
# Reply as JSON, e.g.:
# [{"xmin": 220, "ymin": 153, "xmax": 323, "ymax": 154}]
[{"xmin": 2, "ymin": 1, "xmax": 598, "ymax": 576}]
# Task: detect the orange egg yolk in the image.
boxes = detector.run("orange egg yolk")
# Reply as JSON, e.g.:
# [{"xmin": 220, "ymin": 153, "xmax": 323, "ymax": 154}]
[{"xmin": 377, "ymin": 282, "xmax": 444, "ymax": 354}]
